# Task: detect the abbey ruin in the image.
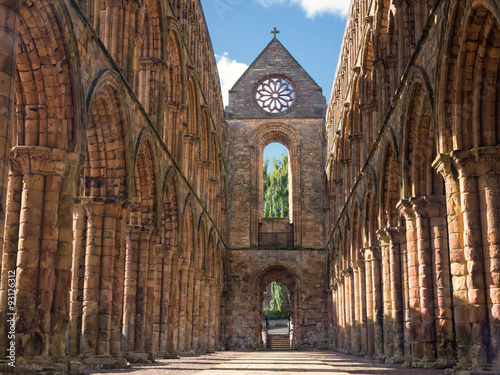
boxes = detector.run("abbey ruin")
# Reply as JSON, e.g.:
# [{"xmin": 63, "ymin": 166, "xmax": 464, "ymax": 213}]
[{"xmin": 0, "ymin": 0, "xmax": 499, "ymax": 374}]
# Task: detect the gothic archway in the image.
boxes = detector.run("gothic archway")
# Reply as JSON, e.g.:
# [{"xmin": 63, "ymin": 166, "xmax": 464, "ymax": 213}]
[{"xmin": 257, "ymin": 265, "xmax": 298, "ymax": 349}]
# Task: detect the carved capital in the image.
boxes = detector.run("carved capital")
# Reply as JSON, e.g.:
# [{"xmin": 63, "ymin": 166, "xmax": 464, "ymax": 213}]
[
  {"xmin": 451, "ymin": 147, "xmax": 500, "ymax": 177},
  {"xmin": 10, "ymin": 146, "xmax": 72, "ymax": 176},
  {"xmin": 432, "ymin": 153, "xmax": 456, "ymax": 182},
  {"xmin": 410, "ymin": 195, "xmax": 447, "ymax": 218},
  {"xmin": 396, "ymin": 199, "xmax": 415, "ymax": 220},
  {"xmin": 377, "ymin": 227, "xmax": 405, "ymax": 244}
]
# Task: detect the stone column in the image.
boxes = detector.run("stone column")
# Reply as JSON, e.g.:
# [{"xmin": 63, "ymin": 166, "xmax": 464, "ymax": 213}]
[
  {"xmin": 453, "ymin": 148, "xmax": 500, "ymax": 370},
  {"xmin": 0, "ymin": 0, "xmax": 19, "ymax": 268},
  {"xmin": 208, "ymin": 278, "xmax": 216, "ymax": 352},
  {"xmin": 398, "ymin": 199, "xmax": 421, "ymax": 359},
  {"xmin": 357, "ymin": 258, "xmax": 368, "ymax": 354},
  {"xmin": 434, "ymin": 154, "xmax": 469, "ymax": 368},
  {"xmin": 68, "ymin": 202, "xmax": 86, "ymax": 357},
  {"xmin": 0, "ymin": 146, "xmax": 72, "ymax": 370},
  {"xmin": 362, "ymin": 248, "xmax": 374, "ymax": 356},
  {"xmin": 154, "ymin": 245, "xmax": 173, "ymax": 355},
  {"xmin": 411, "ymin": 195, "xmax": 454, "ymax": 366},
  {"xmin": 378, "ymin": 227, "xmax": 406, "ymax": 362},
  {"xmin": 80, "ymin": 198, "xmax": 127, "ymax": 364},
  {"xmin": 123, "ymin": 225, "xmax": 156, "ymax": 360},
  {"xmin": 177, "ymin": 257, "xmax": 190, "ymax": 352},
  {"xmin": 185, "ymin": 264, "xmax": 195, "ymax": 351},
  {"xmin": 191, "ymin": 270, "xmax": 202, "ymax": 350},
  {"xmin": 342, "ymin": 268, "xmax": 353, "ymax": 353},
  {"xmin": 167, "ymin": 256, "xmax": 180, "ymax": 355},
  {"xmin": 337, "ymin": 277, "xmax": 345, "ymax": 351},
  {"xmin": 203, "ymin": 277, "xmax": 210, "ymax": 349},
  {"xmin": 370, "ymin": 247, "xmax": 384, "ymax": 357},
  {"xmin": 352, "ymin": 264, "xmax": 361, "ymax": 354},
  {"xmin": 377, "ymin": 228, "xmax": 395, "ymax": 359}
]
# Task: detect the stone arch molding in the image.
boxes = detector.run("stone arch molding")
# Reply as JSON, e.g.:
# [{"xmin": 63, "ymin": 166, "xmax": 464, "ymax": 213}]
[
  {"xmin": 249, "ymin": 122, "xmax": 303, "ymax": 247},
  {"xmin": 256, "ymin": 264, "xmax": 299, "ymax": 348}
]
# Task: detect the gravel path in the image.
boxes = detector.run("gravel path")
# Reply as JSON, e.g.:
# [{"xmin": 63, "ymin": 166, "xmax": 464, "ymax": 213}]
[{"xmin": 84, "ymin": 350, "xmax": 448, "ymax": 374}]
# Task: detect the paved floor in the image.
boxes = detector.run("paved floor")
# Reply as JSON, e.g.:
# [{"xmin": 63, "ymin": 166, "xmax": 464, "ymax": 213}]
[{"xmin": 86, "ymin": 351, "xmax": 448, "ymax": 374}]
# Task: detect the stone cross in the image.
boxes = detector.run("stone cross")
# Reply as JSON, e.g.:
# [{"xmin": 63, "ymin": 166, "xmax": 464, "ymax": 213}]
[{"xmin": 271, "ymin": 27, "xmax": 280, "ymax": 39}]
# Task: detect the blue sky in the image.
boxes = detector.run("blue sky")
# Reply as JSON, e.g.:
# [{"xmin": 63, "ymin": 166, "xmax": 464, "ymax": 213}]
[{"xmin": 200, "ymin": 0, "xmax": 350, "ymax": 107}]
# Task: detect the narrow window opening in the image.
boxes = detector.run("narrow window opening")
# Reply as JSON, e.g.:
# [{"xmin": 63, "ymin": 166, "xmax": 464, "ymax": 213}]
[{"xmin": 263, "ymin": 142, "xmax": 290, "ymax": 218}]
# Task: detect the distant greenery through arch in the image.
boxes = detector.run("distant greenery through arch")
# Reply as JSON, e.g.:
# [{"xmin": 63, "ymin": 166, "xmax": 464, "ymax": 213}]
[{"xmin": 263, "ymin": 148, "xmax": 289, "ymax": 218}]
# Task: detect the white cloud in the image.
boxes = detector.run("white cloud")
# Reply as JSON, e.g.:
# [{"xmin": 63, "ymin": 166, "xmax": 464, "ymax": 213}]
[
  {"xmin": 255, "ymin": 0, "xmax": 350, "ymax": 18},
  {"xmin": 216, "ymin": 53, "xmax": 249, "ymax": 107}
]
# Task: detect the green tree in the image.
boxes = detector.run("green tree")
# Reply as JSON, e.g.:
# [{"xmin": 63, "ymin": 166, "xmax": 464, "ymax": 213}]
[
  {"xmin": 263, "ymin": 153, "xmax": 289, "ymax": 218},
  {"xmin": 269, "ymin": 282, "xmax": 288, "ymax": 312}
]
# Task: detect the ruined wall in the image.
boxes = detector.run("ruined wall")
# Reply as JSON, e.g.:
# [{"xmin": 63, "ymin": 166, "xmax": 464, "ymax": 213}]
[
  {"xmin": 0, "ymin": 0, "xmax": 227, "ymax": 372},
  {"xmin": 325, "ymin": 0, "xmax": 500, "ymax": 373},
  {"xmin": 224, "ymin": 37, "xmax": 328, "ymax": 349},
  {"xmin": 225, "ymin": 249, "xmax": 329, "ymax": 349}
]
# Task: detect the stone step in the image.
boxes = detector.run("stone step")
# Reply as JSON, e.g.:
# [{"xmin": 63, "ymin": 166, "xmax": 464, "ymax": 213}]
[{"xmin": 267, "ymin": 335, "xmax": 291, "ymax": 350}]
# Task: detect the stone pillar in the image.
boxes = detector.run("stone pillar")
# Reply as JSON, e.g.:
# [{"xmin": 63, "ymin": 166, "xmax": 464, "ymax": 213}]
[
  {"xmin": 362, "ymin": 248, "xmax": 375, "ymax": 356},
  {"xmin": 167, "ymin": 256, "xmax": 180, "ymax": 355},
  {"xmin": 208, "ymin": 278, "xmax": 216, "ymax": 352},
  {"xmin": 370, "ymin": 247, "xmax": 384, "ymax": 357},
  {"xmin": 123, "ymin": 225, "xmax": 156, "ymax": 361},
  {"xmin": 378, "ymin": 227, "xmax": 406, "ymax": 362},
  {"xmin": 191, "ymin": 270, "xmax": 202, "ymax": 350},
  {"xmin": 342, "ymin": 268, "xmax": 353, "ymax": 353},
  {"xmin": 154, "ymin": 245, "xmax": 174, "ymax": 355},
  {"xmin": 0, "ymin": 146, "xmax": 73, "ymax": 371},
  {"xmin": 185, "ymin": 264, "xmax": 195, "ymax": 351},
  {"xmin": 352, "ymin": 264, "xmax": 361, "ymax": 354},
  {"xmin": 357, "ymin": 258, "xmax": 368, "ymax": 355},
  {"xmin": 337, "ymin": 277, "xmax": 345, "ymax": 351},
  {"xmin": 377, "ymin": 229, "xmax": 394, "ymax": 358},
  {"xmin": 0, "ymin": 0, "xmax": 19, "ymax": 270},
  {"xmin": 177, "ymin": 257, "xmax": 190, "ymax": 352},
  {"xmin": 453, "ymin": 148, "xmax": 500, "ymax": 371},
  {"xmin": 203, "ymin": 277, "xmax": 210, "ymax": 349},
  {"xmin": 68, "ymin": 202, "xmax": 86, "ymax": 358},
  {"xmin": 434, "ymin": 154, "xmax": 469, "ymax": 368},
  {"xmin": 412, "ymin": 195, "xmax": 454, "ymax": 366},
  {"xmin": 79, "ymin": 198, "xmax": 127, "ymax": 366},
  {"xmin": 398, "ymin": 199, "xmax": 422, "ymax": 359}
]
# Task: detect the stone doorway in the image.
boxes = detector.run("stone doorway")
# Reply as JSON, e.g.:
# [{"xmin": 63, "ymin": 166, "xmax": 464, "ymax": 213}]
[{"xmin": 258, "ymin": 265, "xmax": 297, "ymax": 349}]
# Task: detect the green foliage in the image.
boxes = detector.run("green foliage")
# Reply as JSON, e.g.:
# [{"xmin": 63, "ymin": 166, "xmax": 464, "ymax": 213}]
[
  {"xmin": 269, "ymin": 282, "xmax": 287, "ymax": 311},
  {"xmin": 263, "ymin": 307, "xmax": 291, "ymax": 320},
  {"xmin": 263, "ymin": 153, "xmax": 289, "ymax": 218}
]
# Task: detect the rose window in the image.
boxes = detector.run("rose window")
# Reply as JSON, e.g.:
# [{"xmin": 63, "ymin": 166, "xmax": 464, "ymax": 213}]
[{"xmin": 255, "ymin": 77, "xmax": 295, "ymax": 113}]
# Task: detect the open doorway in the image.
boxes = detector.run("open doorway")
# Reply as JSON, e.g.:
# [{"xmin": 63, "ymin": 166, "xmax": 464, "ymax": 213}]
[
  {"xmin": 258, "ymin": 265, "xmax": 297, "ymax": 350},
  {"xmin": 263, "ymin": 282, "xmax": 292, "ymax": 349}
]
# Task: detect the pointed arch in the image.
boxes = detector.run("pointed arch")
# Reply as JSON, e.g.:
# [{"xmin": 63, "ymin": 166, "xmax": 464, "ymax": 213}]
[
  {"xmin": 15, "ymin": 0, "xmax": 76, "ymax": 150},
  {"xmin": 379, "ymin": 143, "xmax": 400, "ymax": 228}
]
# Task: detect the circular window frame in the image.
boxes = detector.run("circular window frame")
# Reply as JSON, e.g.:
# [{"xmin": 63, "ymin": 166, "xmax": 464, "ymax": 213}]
[{"xmin": 254, "ymin": 75, "xmax": 297, "ymax": 114}]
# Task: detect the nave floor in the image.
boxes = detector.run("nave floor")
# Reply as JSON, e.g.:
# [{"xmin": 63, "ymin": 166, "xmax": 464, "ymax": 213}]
[{"xmin": 85, "ymin": 350, "xmax": 448, "ymax": 375}]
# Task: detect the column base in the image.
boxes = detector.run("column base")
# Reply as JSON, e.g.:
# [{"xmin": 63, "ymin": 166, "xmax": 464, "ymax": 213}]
[
  {"xmin": 124, "ymin": 352, "xmax": 154, "ymax": 363},
  {"xmin": 384, "ymin": 355, "xmax": 405, "ymax": 364},
  {"xmin": 411, "ymin": 358, "xmax": 457, "ymax": 369},
  {"xmin": 451, "ymin": 365, "xmax": 500, "ymax": 374},
  {"xmin": 82, "ymin": 355, "xmax": 130, "ymax": 369},
  {"xmin": 0, "ymin": 356, "xmax": 71, "ymax": 374},
  {"xmin": 154, "ymin": 352, "xmax": 180, "ymax": 359}
]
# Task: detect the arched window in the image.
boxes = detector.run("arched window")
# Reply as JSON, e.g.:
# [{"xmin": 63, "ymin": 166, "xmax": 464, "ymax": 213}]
[{"xmin": 262, "ymin": 142, "xmax": 290, "ymax": 218}]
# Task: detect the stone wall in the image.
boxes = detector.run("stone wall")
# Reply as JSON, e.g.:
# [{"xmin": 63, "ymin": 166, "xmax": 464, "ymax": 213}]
[
  {"xmin": 0, "ymin": 0, "xmax": 227, "ymax": 372},
  {"xmin": 325, "ymin": 0, "xmax": 500, "ymax": 373},
  {"xmin": 225, "ymin": 249, "xmax": 329, "ymax": 349}
]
